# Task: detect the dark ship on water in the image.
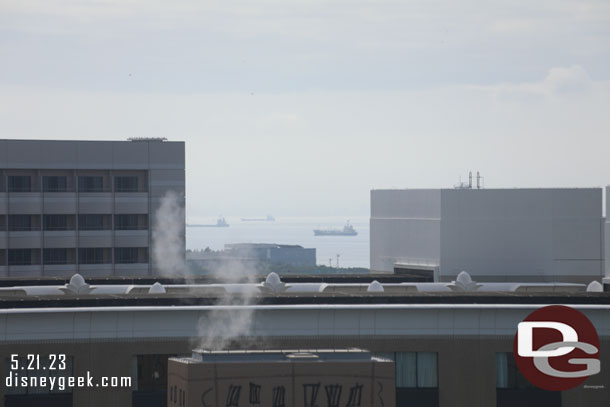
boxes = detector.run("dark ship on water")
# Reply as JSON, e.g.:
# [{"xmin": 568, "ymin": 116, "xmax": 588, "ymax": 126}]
[{"xmin": 313, "ymin": 221, "xmax": 358, "ymax": 236}]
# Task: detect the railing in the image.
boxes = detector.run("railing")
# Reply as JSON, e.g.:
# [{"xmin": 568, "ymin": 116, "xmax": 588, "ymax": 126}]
[
  {"xmin": 114, "ymin": 187, "xmax": 148, "ymax": 193},
  {"xmin": 43, "ymin": 260, "xmax": 76, "ymax": 265},
  {"xmin": 78, "ymin": 187, "xmax": 113, "ymax": 193},
  {"xmin": 7, "ymin": 186, "xmax": 34, "ymax": 193},
  {"xmin": 115, "ymin": 225, "xmax": 149, "ymax": 231},
  {"xmin": 43, "ymin": 226, "xmax": 76, "ymax": 231},
  {"xmin": 7, "ymin": 260, "xmax": 40, "ymax": 266},
  {"xmin": 78, "ymin": 259, "xmax": 112, "ymax": 265},
  {"xmin": 42, "ymin": 187, "xmax": 76, "ymax": 193},
  {"xmin": 2, "ymin": 185, "xmax": 148, "ymax": 192},
  {"xmin": 4, "ymin": 186, "xmax": 79, "ymax": 193},
  {"xmin": 8, "ymin": 226, "xmax": 41, "ymax": 232},
  {"xmin": 78, "ymin": 225, "xmax": 112, "ymax": 231}
]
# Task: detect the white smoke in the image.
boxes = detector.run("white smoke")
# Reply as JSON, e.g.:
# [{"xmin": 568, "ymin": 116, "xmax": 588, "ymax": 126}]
[
  {"xmin": 152, "ymin": 190, "xmax": 186, "ymax": 277},
  {"xmin": 196, "ymin": 247, "xmax": 260, "ymax": 350},
  {"xmin": 151, "ymin": 193, "xmax": 261, "ymax": 349}
]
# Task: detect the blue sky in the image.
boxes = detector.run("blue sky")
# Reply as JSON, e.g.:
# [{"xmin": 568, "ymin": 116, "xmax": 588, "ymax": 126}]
[{"xmin": 1, "ymin": 0, "xmax": 609, "ymax": 218}]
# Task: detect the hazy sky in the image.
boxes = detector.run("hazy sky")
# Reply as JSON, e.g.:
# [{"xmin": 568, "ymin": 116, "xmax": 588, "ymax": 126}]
[{"xmin": 1, "ymin": 0, "xmax": 609, "ymax": 219}]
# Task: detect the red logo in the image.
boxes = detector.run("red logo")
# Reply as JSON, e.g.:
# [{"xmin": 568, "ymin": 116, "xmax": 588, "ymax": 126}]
[{"xmin": 513, "ymin": 305, "xmax": 600, "ymax": 391}]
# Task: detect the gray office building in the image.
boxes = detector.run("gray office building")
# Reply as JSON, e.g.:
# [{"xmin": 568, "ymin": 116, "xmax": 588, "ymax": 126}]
[
  {"xmin": 0, "ymin": 139, "xmax": 185, "ymax": 277},
  {"xmin": 370, "ymin": 188, "xmax": 605, "ymax": 283}
]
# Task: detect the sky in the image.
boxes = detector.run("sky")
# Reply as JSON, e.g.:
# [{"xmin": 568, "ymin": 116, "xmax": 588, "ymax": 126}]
[{"xmin": 1, "ymin": 0, "xmax": 609, "ymax": 219}]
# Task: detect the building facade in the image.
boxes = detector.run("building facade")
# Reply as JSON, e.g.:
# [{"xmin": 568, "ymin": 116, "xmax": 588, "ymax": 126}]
[
  {"xmin": 0, "ymin": 281, "xmax": 608, "ymax": 407},
  {"xmin": 168, "ymin": 349, "xmax": 395, "ymax": 407},
  {"xmin": 604, "ymin": 186, "xmax": 610, "ymax": 284},
  {"xmin": 370, "ymin": 188, "xmax": 605, "ymax": 283},
  {"xmin": 187, "ymin": 243, "xmax": 316, "ymax": 274},
  {"xmin": 0, "ymin": 139, "xmax": 185, "ymax": 277}
]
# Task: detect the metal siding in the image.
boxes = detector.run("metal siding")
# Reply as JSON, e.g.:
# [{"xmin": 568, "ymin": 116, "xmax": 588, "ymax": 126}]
[{"xmin": 370, "ymin": 190, "xmax": 441, "ymax": 272}]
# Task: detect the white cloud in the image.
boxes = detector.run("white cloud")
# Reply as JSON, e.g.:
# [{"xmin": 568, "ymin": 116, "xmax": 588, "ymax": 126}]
[
  {"xmin": 0, "ymin": 1, "xmax": 609, "ymax": 215},
  {"xmin": 468, "ymin": 65, "xmax": 610, "ymax": 99}
]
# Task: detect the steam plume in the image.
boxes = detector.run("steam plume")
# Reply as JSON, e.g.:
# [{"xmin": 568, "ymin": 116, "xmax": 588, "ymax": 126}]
[
  {"xmin": 197, "ymin": 247, "xmax": 259, "ymax": 350},
  {"xmin": 152, "ymin": 190, "xmax": 186, "ymax": 277}
]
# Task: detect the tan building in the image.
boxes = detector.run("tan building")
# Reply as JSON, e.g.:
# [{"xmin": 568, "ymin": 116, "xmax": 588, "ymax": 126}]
[
  {"xmin": 168, "ymin": 349, "xmax": 395, "ymax": 407},
  {"xmin": 0, "ymin": 138, "xmax": 185, "ymax": 277}
]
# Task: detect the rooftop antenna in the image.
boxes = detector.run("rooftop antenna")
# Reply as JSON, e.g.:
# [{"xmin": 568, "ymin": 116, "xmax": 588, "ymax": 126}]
[
  {"xmin": 336, "ymin": 254, "xmax": 340, "ymax": 269},
  {"xmin": 454, "ymin": 174, "xmax": 470, "ymax": 189},
  {"xmin": 476, "ymin": 171, "xmax": 480, "ymax": 189},
  {"xmin": 329, "ymin": 258, "xmax": 332, "ymax": 268},
  {"xmin": 468, "ymin": 171, "xmax": 472, "ymax": 189}
]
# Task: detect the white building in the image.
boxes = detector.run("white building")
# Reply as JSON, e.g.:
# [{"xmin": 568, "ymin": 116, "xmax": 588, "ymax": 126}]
[
  {"xmin": 0, "ymin": 139, "xmax": 185, "ymax": 277},
  {"xmin": 370, "ymin": 188, "xmax": 604, "ymax": 283}
]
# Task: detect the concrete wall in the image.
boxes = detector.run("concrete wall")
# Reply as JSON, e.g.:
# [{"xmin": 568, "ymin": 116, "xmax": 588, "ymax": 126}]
[
  {"xmin": 0, "ymin": 139, "xmax": 185, "ymax": 277},
  {"xmin": 440, "ymin": 188, "xmax": 603, "ymax": 283},
  {"xmin": 169, "ymin": 356, "xmax": 395, "ymax": 407},
  {"xmin": 370, "ymin": 190, "xmax": 441, "ymax": 273},
  {"xmin": 370, "ymin": 188, "xmax": 604, "ymax": 283}
]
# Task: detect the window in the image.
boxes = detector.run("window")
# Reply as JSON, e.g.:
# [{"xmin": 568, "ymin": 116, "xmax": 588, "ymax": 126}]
[
  {"xmin": 396, "ymin": 352, "xmax": 437, "ymax": 388},
  {"xmin": 115, "ymin": 214, "xmax": 148, "ymax": 230},
  {"xmin": 375, "ymin": 352, "xmax": 438, "ymax": 388},
  {"xmin": 115, "ymin": 176, "xmax": 139, "ymax": 192},
  {"xmin": 134, "ymin": 354, "xmax": 174, "ymax": 392},
  {"xmin": 132, "ymin": 354, "xmax": 175, "ymax": 407},
  {"xmin": 0, "ymin": 215, "xmax": 6, "ymax": 231},
  {"xmin": 78, "ymin": 214, "xmax": 111, "ymax": 230},
  {"xmin": 496, "ymin": 352, "xmax": 561, "ymax": 407},
  {"xmin": 8, "ymin": 176, "xmax": 31, "ymax": 192},
  {"xmin": 496, "ymin": 352, "xmax": 535, "ymax": 389},
  {"xmin": 8, "ymin": 249, "xmax": 35, "ymax": 266},
  {"xmin": 43, "ymin": 249, "xmax": 73, "ymax": 265},
  {"xmin": 78, "ymin": 176, "xmax": 104, "ymax": 192},
  {"xmin": 78, "ymin": 248, "xmax": 111, "ymax": 264},
  {"xmin": 376, "ymin": 352, "xmax": 439, "ymax": 407},
  {"xmin": 44, "ymin": 215, "xmax": 72, "ymax": 231},
  {"xmin": 8, "ymin": 215, "xmax": 39, "ymax": 231},
  {"xmin": 42, "ymin": 176, "xmax": 68, "ymax": 192},
  {"xmin": 115, "ymin": 247, "xmax": 148, "ymax": 264}
]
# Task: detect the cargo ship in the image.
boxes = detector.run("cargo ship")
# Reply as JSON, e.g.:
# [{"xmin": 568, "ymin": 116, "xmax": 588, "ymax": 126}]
[
  {"xmin": 241, "ymin": 214, "xmax": 275, "ymax": 222},
  {"xmin": 313, "ymin": 221, "xmax": 357, "ymax": 236},
  {"xmin": 187, "ymin": 217, "xmax": 229, "ymax": 227}
]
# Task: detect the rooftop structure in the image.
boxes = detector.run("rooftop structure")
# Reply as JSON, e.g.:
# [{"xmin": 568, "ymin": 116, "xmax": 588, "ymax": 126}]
[
  {"xmin": 0, "ymin": 272, "xmax": 603, "ymax": 302},
  {"xmin": 168, "ymin": 349, "xmax": 395, "ymax": 407},
  {"xmin": 0, "ymin": 272, "xmax": 608, "ymax": 407}
]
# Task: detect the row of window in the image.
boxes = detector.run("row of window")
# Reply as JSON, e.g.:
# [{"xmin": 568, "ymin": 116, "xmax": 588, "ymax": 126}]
[
  {"xmin": 0, "ymin": 214, "xmax": 148, "ymax": 231},
  {"xmin": 2, "ymin": 175, "xmax": 145, "ymax": 193},
  {"xmin": 376, "ymin": 352, "xmax": 438, "ymax": 388},
  {"xmin": 0, "ymin": 248, "xmax": 148, "ymax": 266},
  {"xmin": 377, "ymin": 351, "xmax": 542, "ymax": 390}
]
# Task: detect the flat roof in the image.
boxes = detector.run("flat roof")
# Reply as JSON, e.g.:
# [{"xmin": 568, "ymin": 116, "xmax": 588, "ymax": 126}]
[{"xmin": 186, "ymin": 348, "xmax": 374, "ymax": 363}]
